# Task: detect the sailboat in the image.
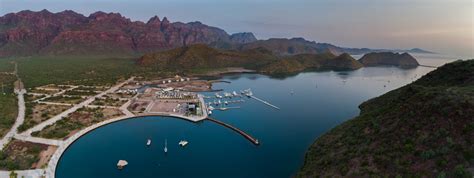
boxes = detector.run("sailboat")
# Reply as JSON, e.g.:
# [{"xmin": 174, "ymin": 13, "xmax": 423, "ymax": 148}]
[{"xmin": 164, "ymin": 139, "xmax": 168, "ymax": 153}]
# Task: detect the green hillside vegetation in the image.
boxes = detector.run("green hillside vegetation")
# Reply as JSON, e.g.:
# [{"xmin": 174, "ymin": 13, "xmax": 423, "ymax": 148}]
[
  {"xmin": 138, "ymin": 44, "xmax": 363, "ymax": 75},
  {"xmin": 359, "ymin": 52, "xmax": 419, "ymax": 68},
  {"xmin": 0, "ymin": 74, "xmax": 18, "ymax": 138},
  {"xmin": 137, "ymin": 44, "xmax": 276, "ymax": 71},
  {"xmin": 298, "ymin": 59, "xmax": 474, "ymax": 177},
  {"xmin": 259, "ymin": 53, "xmax": 363, "ymax": 74},
  {"xmin": 0, "ymin": 59, "xmax": 14, "ymax": 72},
  {"xmin": 12, "ymin": 56, "xmax": 157, "ymax": 88}
]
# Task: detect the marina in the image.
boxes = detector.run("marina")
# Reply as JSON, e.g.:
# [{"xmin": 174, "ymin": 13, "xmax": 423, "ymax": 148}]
[{"xmin": 56, "ymin": 63, "xmax": 439, "ymax": 178}]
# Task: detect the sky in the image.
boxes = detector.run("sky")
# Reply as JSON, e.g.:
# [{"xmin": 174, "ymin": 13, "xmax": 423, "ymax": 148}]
[{"xmin": 0, "ymin": 0, "xmax": 473, "ymax": 57}]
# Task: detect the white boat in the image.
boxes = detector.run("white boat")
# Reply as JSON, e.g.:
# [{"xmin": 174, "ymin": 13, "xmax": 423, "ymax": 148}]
[
  {"xmin": 224, "ymin": 92, "xmax": 232, "ymax": 98},
  {"xmin": 218, "ymin": 100, "xmax": 222, "ymax": 105},
  {"xmin": 232, "ymin": 91, "xmax": 239, "ymax": 97},
  {"xmin": 164, "ymin": 139, "xmax": 168, "ymax": 153},
  {"xmin": 146, "ymin": 139, "xmax": 151, "ymax": 146},
  {"xmin": 215, "ymin": 93, "xmax": 222, "ymax": 98},
  {"xmin": 178, "ymin": 140, "xmax": 189, "ymax": 147},
  {"xmin": 243, "ymin": 89, "xmax": 253, "ymax": 97},
  {"xmin": 224, "ymin": 101, "xmax": 228, "ymax": 105},
  {"xmin": 117, "ymin": 160, "xmax": 128, "ymax": 170}
]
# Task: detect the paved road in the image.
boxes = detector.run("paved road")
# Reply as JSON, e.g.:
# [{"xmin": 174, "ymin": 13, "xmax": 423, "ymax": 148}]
[
  {"xmin": 13, "ymin": 134, "xmax": 63, "ymax": 146},
  {"xmin": 33, "ymin": 86, "xmax": 79, "ymax": 103}
]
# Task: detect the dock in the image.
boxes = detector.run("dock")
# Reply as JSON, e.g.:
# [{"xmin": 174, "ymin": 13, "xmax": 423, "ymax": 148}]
[
  {"xmin": 250, "ymin": 96, "xmax": 280, "ymax": 110},
  {"xmin": 206, "ymin": 117, "xmax": 259, "ymax": 145},
  {"xmin": 215, "ymin": 106, "xmax": 241, "ymax": 111}
]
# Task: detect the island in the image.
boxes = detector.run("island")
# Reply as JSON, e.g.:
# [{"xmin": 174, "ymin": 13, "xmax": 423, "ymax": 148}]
[
  {"xmin": 358, "ymin": 52, "xmax": 420, "ymax": 68},
  {"xmin": 297, "ymin": 59, "xmax": 473, "ymax": 177}
]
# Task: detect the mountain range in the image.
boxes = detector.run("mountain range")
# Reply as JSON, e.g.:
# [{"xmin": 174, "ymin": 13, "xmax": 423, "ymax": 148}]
[{"xmin": 0, "ymin": 10, "xmax": 434, "ymax": 57}]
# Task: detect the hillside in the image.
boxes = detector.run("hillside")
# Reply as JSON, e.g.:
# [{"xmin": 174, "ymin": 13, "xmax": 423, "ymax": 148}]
[
  {"xmin": 258, "ymin": 53, "xmax": 363, "ymax": 74},
  {"xmin": 359, "ymin": 52, "xmax": 420, "ymax": 68},
  {"xmin": 137, "ymin": 44, "xmax": 275, "ymax": 71},
  {"xmin": 298, "ymin": 60, "xmax": 474, "ymax": 177},
  {"xmin": 137, "ymin": 45, "xmax": 364, "ymax": 74}
]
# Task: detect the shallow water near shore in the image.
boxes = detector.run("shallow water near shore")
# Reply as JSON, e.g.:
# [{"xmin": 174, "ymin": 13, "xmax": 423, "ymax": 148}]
[{"xmin": 55, "ymin": 55, "xmax": 456, "ymax": 178}]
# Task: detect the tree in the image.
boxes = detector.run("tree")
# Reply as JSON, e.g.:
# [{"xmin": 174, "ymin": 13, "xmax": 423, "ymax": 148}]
[{"xmin": 9, "ymin": 171, "xmax": 17, "ymax": 178}]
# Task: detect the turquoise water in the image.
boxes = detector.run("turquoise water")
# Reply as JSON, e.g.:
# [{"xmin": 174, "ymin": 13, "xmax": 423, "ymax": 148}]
[{"xmin": 56, "ymin": 62, "xmax": 443, "ymax": 177}]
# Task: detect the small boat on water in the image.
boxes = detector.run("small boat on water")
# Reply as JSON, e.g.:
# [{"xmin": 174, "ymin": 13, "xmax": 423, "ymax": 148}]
[
  {"xmin": 243, "ymin": 89, "xmax": 253, "ymax": 97},
  {"xmin": 224, "ymin": 92, "xmax": 232, "ymax": 98},
  {"xmin": 117, "ymin": 160, "xmax": 128, "ymax": 170},
  {"xmin": 164, "ymin": 139, "xmax": 168, "ymax": 153},
  {"xmin": 179, "ymin": 140, "xmax": 189, "ymax": 147},
  {"xmin": 224, "ymin": 101, "xmax": 229, "ymax": 105},
  {"xmin": 146, "ymin": 139, "xmax": 151, "ymax": 146}
]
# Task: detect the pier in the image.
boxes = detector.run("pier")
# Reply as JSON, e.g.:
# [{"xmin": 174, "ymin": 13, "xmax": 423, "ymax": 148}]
[
  {"xmin": 250, "ymin": 96, "xmax": 280, "ymax": 110},
  {"xmin": 206, "ymin": 117, "xmax": 259, "ymax": 145}
]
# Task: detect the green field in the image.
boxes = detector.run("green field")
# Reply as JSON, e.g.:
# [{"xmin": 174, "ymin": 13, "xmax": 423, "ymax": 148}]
[
  {"xmin": 0, "ymin": 58, "xmax": 14, "ymax": 73},
  {"xmin": 0, "ymin": 73, "xmax": 18, "ymax": 138},
  {"xmin": 10, "ymin": 56, "xmax": 161, "ymax": 88}
]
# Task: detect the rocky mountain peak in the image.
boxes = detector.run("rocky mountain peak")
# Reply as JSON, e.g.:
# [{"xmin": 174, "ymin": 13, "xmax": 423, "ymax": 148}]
[
  {"xmin": 89, "ymin": 11, "xmax": 126, "ymax": 21},
  {"xmin": 230, "ymin": 32, "xmax": 257, "ymax": 44},
  {"xmin": 147, "ymin": 15, "xmax": 161, "ymax": 25}
]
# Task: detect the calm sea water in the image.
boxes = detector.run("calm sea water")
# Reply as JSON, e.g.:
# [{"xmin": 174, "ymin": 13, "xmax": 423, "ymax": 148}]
[{"xmin": 56, "ymin": 54, "xmax": 458, "ymax": 178}]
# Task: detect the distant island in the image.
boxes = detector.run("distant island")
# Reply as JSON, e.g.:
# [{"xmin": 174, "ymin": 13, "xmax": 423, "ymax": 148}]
[
  {"xmin": 297, "ymin": 59, "xmax": 474, "ymax": 177},
  {"xmin": 359, "ymin": 52, "xmax": 420, "ymax": 68},
  {"xmin": 0, "ymin": 10, "xmax": 434, "ymax": 57}
]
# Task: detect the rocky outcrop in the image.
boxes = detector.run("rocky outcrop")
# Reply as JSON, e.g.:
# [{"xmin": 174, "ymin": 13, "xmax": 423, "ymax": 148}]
[
  {"xmin": 359, "ymin": 52, "xmax": 420, "ymax": 68},
  {"xmin": 229, "ymin": 32, "xmax": 257, "ymax": 44}
]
